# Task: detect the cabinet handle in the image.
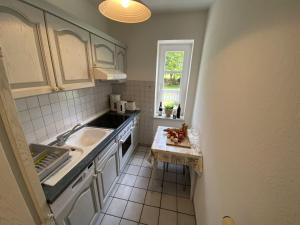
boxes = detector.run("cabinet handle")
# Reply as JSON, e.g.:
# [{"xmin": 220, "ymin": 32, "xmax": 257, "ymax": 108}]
[{"xmin": 52, "ymin": 86, "xmax": 59, "ymax": 92}]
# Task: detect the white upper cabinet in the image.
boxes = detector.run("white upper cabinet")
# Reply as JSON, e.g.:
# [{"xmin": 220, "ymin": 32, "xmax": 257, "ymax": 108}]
[
  {"xmin": 116, "ymin": 46, "xmax": 126, "ymax": 72},
  {"xmin": 91, "ymin": 34, "xmax": 116, "ymax": 69},
  {"xmin": 46, "ymin": 13, "xmax": 94, "ymax": 91},
  {"xmin": 0, "ymin": 0, "xmax": 57, "ymax": 98}
]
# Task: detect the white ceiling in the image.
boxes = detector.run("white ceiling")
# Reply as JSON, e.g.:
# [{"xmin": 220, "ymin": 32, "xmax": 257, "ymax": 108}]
[
  {"xmin": 91, "ymin": 0, "xmax": 215, "ymax": 12},
  {"xmin": 142, "ymin": 0, "xmax": 215, "ymax": 12}
]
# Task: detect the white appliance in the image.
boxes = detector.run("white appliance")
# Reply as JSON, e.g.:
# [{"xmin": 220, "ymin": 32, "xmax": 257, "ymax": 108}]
[
  {"xmin": 116, "ymin": 101, "xmax": 127, "ymax": 114},
  {"xmin": 93, "ymin": 67, "xmax": 127, "ymax": 80},
  {"xmin": 110, "ymin": 94, "xmax": 120, "ymax": 111},
  {"xmin": 126, "ymin": 101, "xmax": 136, "ymax": 111},
  {"xmin": 118, "ymin": 121, "xmax": 134, "ymax": 170}
]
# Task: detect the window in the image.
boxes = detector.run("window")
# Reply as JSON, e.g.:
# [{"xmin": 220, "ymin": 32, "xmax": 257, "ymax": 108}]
[{"xmin": 155, "ymin": 40, "xmax": 194, "ymax": 117}]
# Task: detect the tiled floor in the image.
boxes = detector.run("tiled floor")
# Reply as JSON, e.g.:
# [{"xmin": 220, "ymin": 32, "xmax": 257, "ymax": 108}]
[{"xmin": 99, "ymin": 146, "xmax": 195, "ymax": 225}]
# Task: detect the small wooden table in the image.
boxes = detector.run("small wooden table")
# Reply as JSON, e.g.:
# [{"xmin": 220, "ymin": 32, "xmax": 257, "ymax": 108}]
[{"xmin": 149, "ymin": 126, "xmax": 203, "ymax": 199}]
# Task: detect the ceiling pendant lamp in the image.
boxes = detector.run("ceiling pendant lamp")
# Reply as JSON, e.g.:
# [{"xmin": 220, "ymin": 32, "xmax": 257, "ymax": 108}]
[{"xmin": 98, "ymin": 0, "xmax": 151, "ymax": 23}]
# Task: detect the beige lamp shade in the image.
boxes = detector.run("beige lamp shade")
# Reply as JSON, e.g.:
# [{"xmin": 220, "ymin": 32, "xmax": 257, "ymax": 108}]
[{"xmin": 98, "ymin": 0, "xmax": 151, "ymax": 23}]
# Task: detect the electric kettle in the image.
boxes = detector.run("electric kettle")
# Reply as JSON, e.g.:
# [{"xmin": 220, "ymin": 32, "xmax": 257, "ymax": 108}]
[{"xmin": 116, "ymin": 101, "xmax": 127, "ymax": 114}]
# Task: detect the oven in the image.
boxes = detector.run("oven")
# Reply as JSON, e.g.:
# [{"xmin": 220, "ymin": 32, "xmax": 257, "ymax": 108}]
[{"xmin": 118, "ymin": 121, "xmax": 134, "ymax": 170}]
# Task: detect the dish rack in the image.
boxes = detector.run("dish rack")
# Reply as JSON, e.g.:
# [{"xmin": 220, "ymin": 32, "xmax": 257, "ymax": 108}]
[{"xmin": 30, "ymin": 144, "xmax": 70, "ymax": 181}]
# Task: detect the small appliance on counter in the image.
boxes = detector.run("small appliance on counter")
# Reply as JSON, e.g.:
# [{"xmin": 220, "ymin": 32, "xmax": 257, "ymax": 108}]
[
  {"xmin": 110, "ymin": 94, "xmax": 121, "ymax": 111},
  {"xmin": 117, "ymin": 100, "xmax": 127, "ymax": 114},
  {"xmin": 126, "ymin": 101, "xmax": 136, "ymax": 111}
]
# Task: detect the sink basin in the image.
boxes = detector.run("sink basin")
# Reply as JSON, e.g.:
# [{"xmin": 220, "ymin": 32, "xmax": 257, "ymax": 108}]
[
  {"xmin": 66, "ymin": 127, "xmax": 110, "ymax": 148},
  {"xmin": 43, "ymin": 127, "xmax": 113, "ymax": 186}
]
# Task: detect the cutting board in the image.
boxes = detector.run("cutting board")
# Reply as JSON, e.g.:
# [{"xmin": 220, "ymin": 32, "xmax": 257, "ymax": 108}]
[{"xmin": 166, "ymin": 136, "xmax": 191, "ymax": 148}]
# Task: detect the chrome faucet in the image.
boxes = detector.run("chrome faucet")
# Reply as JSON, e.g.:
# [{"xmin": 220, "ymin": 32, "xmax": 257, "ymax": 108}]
[{"xmin": 56, "ymin": 123, "xmax": 82, "ymax": 146}]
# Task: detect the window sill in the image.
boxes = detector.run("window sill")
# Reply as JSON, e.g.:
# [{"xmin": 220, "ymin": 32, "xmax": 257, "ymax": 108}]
[{"xmin": 153, "ymin": 115, "xmax": 185, "ymax": 121}]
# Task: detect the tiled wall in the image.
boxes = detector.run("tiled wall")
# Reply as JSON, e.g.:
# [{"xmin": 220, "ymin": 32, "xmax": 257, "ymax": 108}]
[
  {"xmin": 112, "ymin": 80, "xmax": 155, "ymax": 146},
  {"xmin": 16, "ymin": 81, "xmax": 112, "ymax": 144}
]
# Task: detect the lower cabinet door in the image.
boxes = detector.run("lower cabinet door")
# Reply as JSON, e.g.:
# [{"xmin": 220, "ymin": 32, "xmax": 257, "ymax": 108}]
[
  {"xmin": 52, "ymin": 167, "xmax": 101, "ymax": 225},
  {"xmin": 66, "ymin": 187, "xmax": 99, "ymax": 225},
  {"xmin": 96, "ymin": 142, "xmax": 119, "ymax": 209}
]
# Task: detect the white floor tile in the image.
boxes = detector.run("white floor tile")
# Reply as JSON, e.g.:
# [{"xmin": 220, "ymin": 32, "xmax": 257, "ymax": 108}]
[
  {"xmin": 101, "ymin": 197, "xmax": 112, "ymax": 213},
  {"xmin": 159, "ymin": 209, "xmax": 177, "ymax": 225},
  {"xmin": 123, "ymin": 201, "xmax": 143, "ymax": 222},
  {"xmin": 176, "ymin": 174, "xmax": 185, "ymax": 185},
  {"xmin": 99, "ymin": 213, "xmax": 105, "ymax": 223},
  {"xmin": 138, "ymin": 167, "xmax": 152, "ymax": 178},
  {"xmin": 178, "ymin": 213, "xmax": 196, "ymax": 225},
  {"xmin": 161, "ymin": 194, "xmax": 177, "ymax": 211},
  {"xmin": 164, "ymin": 172, "xmax": 176, "ymax": 183},
  {"xmin": 126, "ymin": 165, "xmax": 141, "ymax": 175},
  {"xmin": 110, "ymin": 183, "xmax": 119, "ymax": 197},
  {"xmin": 142, "ymin": 159, "xmax": 152, "ymax": 168},
  {"xmin": 115, "ymin": 184, "xmax": 133, "ymax": 200},
  {"xmin": 151, "ymin": 169, "xmax": 163, "ymax": 180},
  {"xmin": 148, "ymin": 179, "xmax": 163, "ymax": 192},
  {"xmin": 100, "ymin": 215, "xmax": 121, "ymax": 225},
  {"xmin": 120, "ymin": 219, "xmax": 138, "ymax": 225},
  {"xmin": 134, "ymin": 176, "xmax": 149, "ymax": 189},
  {"xmin": 140, "ymin": 205, "xmax": 159, "ymax": 225},
  {"xmin": 177, "ymin": 184, "xmax": 191, "ymax": 198},
  {"xmin": 144, "ymin": 191, "xmax": 161, "ymax": 207},
  {"xmin": 106, "ymin": 198, "xmax": 127, "ymax": 217},
  {"xmin": 177, "ymin": 197, "xmax": 194, "ymax": 215},
  {"xmin": 129, "ymin": 187, "xmax": 146, "ymax": 203},
  {"xmin": 130, "ymin": 157, "xmax": 143, "ymax": 166},
  {"xmin": 163, "ymin": 182, "xmax": 177, "ymax": 196},
  {"xmin": 121, "ymin": 174, "xmax": 137, "ymax": 186}
]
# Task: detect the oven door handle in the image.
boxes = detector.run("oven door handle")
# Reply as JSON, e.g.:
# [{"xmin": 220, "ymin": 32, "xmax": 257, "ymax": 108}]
[{"xmin": 119, "ymin": 130, "xmax": 131, "ymax": 144}]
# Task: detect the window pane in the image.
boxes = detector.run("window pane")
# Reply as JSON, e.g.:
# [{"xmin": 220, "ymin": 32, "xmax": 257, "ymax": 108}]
[
  {"xmin": 163, "ymin": 73, "xmax": 182, "ymax": 90},
  {"xmin": 162, "ymin": 89, "xmax": 180, "ymax": 106},
  {"xmin": 164, "ymin": 51, "xmax": 184, "ymax": 72}
]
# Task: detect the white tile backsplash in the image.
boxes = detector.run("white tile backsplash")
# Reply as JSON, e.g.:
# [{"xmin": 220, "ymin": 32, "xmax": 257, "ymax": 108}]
[
  {"xmin": 16, "ymin": 82, "xmax": 112, "ymax": 144},
  {"xmin": 112, "ymin": 80, "xmax": 155, "ymax": 145}
]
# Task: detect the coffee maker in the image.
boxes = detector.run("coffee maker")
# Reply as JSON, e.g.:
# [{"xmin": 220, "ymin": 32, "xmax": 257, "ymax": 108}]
[{"xmin": 110, "ymin": 94, "xmax": 120, "ymax": 111}]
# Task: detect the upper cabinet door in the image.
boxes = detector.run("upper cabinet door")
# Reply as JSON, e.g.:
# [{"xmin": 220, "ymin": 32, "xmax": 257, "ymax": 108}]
[
  {"xmin": 46, "ymin": 13, "xmax": 94, "ymax": 91},
  {"xmin": 91, "ymin": 34, "xmax": 116, "ymax": 69},
  {"xmin": 116, "ymin": 46, "xmax": 126, "ymax": 72},
  {"xmin": 0, "ymin": 0, "xmax": 57, "ymax": 98}
]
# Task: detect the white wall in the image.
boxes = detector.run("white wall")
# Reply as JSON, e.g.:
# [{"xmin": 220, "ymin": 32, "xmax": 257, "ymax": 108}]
[
  {"xmin": 108, "ymin": 11, "xmax": 207, "ymax": 125},
  {"xmin": 192, "ymin": 1, "xmax": 300, "ymax": 225},
  {"xmin": 43, "ymin": 0, "xmax": 109, "ymax": 33}
]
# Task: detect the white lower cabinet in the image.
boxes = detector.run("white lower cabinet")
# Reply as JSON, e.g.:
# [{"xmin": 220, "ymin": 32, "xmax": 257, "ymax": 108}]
[
  {"xmin": 50, "ymin": 163, "xmax": 101, "ymax": 225},
  {"xmin": 95, "ymin": 141, "xmax": 119, "ymax": 209},
  {"xmin": 49, "ymin": 139, "xmax": 122, "ymax": 225}
]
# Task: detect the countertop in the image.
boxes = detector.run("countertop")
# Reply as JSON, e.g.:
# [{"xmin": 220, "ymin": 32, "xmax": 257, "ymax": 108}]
[{"xmin": 43, "ymin": 110, "xmax": 140, "ymax": 203}]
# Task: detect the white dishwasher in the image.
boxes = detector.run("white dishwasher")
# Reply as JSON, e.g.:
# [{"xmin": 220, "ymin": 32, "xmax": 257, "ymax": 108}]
[{"xmin": 49, "ymin": 162, "xmax": 101, "ymax": 225}]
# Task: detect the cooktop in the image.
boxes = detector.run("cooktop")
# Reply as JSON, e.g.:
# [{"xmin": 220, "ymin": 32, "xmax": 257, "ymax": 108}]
[{"xmin": 87, "ymin": 112, "xmax": 130, "ymax": 129}]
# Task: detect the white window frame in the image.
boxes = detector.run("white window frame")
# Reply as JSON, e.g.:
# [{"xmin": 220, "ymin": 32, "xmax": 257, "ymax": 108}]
[{"xmin": 154, "ymin": 40, "xmax": 194, "ymax": 118}]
